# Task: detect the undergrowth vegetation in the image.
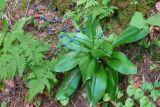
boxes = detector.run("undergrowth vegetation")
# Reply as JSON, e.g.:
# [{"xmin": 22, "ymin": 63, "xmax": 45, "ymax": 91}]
[
  {"xmin": 115, "ymin": 79, "xmax": 160, "ymax": 107},
  {"xmin": 0, "ymin": 17, "xmax": 57, "ymax": 100},
  {"xmin": 0, "ymin": 0, "xmax": 160, "ymax": 107},
  {"xmin": 54, "ymin": 10, "xmax": 160, "ymax": 106}
]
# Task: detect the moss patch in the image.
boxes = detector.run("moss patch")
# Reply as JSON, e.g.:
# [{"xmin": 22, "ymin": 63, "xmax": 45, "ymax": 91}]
[{"xmin": 109, "ymin": 0, "xmax": 156, "ymax": 34}]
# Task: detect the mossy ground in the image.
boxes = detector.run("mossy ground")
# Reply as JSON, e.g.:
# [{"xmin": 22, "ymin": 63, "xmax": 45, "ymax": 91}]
[{"xmin": 108, "ymin": 0, "xmax": 156, "ymax": 34}]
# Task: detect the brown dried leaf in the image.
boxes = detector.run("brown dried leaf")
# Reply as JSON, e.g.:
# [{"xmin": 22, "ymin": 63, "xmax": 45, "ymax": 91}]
[
  {"xmin": 149, "ymin": 26, "xmax": 155, "ymax": 38},
  {"xmin": 3, "ymin": 80, "xmax": 15, "ymax": 88},
  {"xmin": 157, "ymin": 97, "xmax": 160, "ymax": 107}
]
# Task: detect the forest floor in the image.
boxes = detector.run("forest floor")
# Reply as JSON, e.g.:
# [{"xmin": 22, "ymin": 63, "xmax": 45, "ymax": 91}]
[{"xmin": 0, "ymin": 0, "xmax": 160, "ymax": 107}]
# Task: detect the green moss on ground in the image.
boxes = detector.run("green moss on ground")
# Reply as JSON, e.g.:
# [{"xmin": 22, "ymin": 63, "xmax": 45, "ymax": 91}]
[{"xmin": 109, "ymin": 0, "xmax": 156, "ymax": 34}]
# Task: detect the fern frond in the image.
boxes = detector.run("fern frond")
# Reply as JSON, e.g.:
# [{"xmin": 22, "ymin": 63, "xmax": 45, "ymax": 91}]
[
  {"xmin": 27, "ymin": 60, "xmax": 57, "ymax": 100},
  {"xmin": 0, "ymin": 54, "xmax": 17, "ymax": 79},
  {"xmin": 77, "ymin": 0, "xmax": 87, "ymax": 6},
  {"xmin": 0, "ymin": 0, "xmax": 6, "ymax": 15},
  {"xmin": 90, "ymin": 5, "xmax": 116, "ymax": 21},
  {"xmin": 0, "ymin": 17, "xmax": 56, "ymax": 100},
  {"xmin": 22, "ymin": 34, "xmax": 49, "ymax": 65},
  {"xmin": 28, "ymin": 79, "xmax": 45, "ymax": 100},
  {"xmin": 85, "ymin": 0, "xmax": 99, "ymax": 9},
  {"xmin": 16, "ymin": 54, "xmax": 26, "ymax": 77},
  {"xmin": 11, "ymin": 17, "xmax": 32, "ymax": 32},
  {"xmin": 0, "ymin": 32, "xmax": 5, "ymax": 45}
]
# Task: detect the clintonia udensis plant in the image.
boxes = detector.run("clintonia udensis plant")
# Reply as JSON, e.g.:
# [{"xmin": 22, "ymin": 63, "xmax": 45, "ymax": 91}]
[{"xmin": 53, "ymin": 12, "xmax": 160, "ymax": 106}]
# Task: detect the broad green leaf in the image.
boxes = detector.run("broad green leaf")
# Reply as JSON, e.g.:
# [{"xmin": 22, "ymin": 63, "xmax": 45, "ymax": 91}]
[
  {"xmin": 140, "ymin": 96, "xmax": 149, "ymax": 106},
  {"xmin": 79, "ymin": 56, "xmax": 96, "ymax": 82},
  {"xmin": 147, "ymin": 14, "xmax": 160, "ymax": 26},
  {"xmin": 59, "ymin": 32, "xmax": 91, "ymax": 51},
  {"xmin": 140, "ymin": 81, "xmax": 154, "ymax": 91},
  {"xmin": 129, "ymin": 12, "xmax": 148, "ymax": 29},
  {"xmin": 71, "ymin": 20, "xmax": 81, "ymax": 31},
  {"xmin": 126, "ymin": 85, "xmax": 136, "ymax": 97},
  {"xmin": 116, "ymin": 102, "xmax": 123, "ymax": 107},
  {"xmin": 53, "ymin": 52, "xmax": 82, "ymax": 72},
  {"xmin": 93, "ymin": 37, "xmax": 104, "ymax": 47},
  {"xmin": 91, "ymin": 49, "xmax": 107, "ymax": 58},
  {"xmin": 85, "ymin": 17, "xmax": 99, "ymax": 42},
  {"xmin": 105, "ymin": 52, "xmax": 137, "ymax": 74},
  {"xmin": 112, "ymin": 26, "xmax": 149, "ymax": 47},
  {"xmin": 86, "ymin": 65, "xmax": 107, "ymax": 106},
  {"xmin": 55, "ymin": 68, "xmax": 81, "ymax": 100},
  {"xmin": 99, "ymin": 40, "xmax": 113, "ymax": 56},
  {"xmin": 103, "ymin": 93, "xmax": 111, "ymax": 102},
  {"xmin": 125, "ymin": 98, "xmax": 134, "ymax": 107},
  {"xmin": 106, "ymin": 69, "xmax": 118, "ymax": 100},
  {"xmin": 133, "ymin": 88, "xmax": 144, "ymax": 100},
  {"xmin": 105, "ymin": 33, "xmax": 117, "ymax": 43},
  {"xmin": 91, "ymin": 40, "xmax": 113, "ymax": 58},
  {"xmin": 60, "ymin": 98, "xmax": 69, "ymax": 106},
  {"xmin": 117, "ymin": 90, "xmax": 123, "ymax": 99},
  {"xmin": 96, "ymin": 24, "xmax": 104, "ymax": 37}
]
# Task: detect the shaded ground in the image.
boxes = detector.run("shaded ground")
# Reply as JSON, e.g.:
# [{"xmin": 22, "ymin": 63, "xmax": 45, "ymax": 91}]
[{"xmin": 0, "ymin": 0, "xmax": 159, "ymax": 107}]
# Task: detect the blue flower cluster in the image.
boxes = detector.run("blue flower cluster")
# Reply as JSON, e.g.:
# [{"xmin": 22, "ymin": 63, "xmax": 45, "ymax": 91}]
[
  {"xmin": 61, "ymin": 27, "xmax": 67, "ymax": 31},
  {"xmin": 52, "ymin": 17, "xmax": 58, "ymax": 22},
  {"xmin": 40, "ymin": 15, "xmax": 47, "ymax": 21},
  {"xmin": 76, "ymin": 29, "xmax": 80, "ymax": 32},
  {"xmin": 60, "ymin": 34, "xmax": 66, "ymax": 38},
  {"xmin": 48, "ymin": 27, "xmax": 52, "ymax": 34},
  {"xmin": 34, "ymin": 4, "xmax": 38, "ymax": 12}
]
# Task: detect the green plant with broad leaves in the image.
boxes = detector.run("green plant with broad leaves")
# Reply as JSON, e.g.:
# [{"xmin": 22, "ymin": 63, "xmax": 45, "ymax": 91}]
[
  {"xmin": 54, "ymin": 12, "xmax": 160, "ymax": 106},
  {"xmin": 115, "ymin": 79, "xmax": 159, "ymax": 107},
  {"xmin": 0, "ymin": 17, "xmax": 57, "ymax": 100}
]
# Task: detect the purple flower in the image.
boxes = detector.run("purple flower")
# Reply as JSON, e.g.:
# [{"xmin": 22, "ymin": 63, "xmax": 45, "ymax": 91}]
[
  {"xmin": 52, "ymin": 7, "xmax": 58, "ymax": 12},
  {"xmin": 63, "ymin": 43, "xmax": 67, "ymax": 47},
  {"xmin": 52, "ymin": 17, "xmax": 57, "ymax": 22},
  {"xmin": 48, "ymin": 27, "xmax": 52, "ymax": 34},
  {"xmin": 40, "ymin": 15, "xmax": 47, "ymax": 21},
  {"xmin": 34, "ymin": 4, "xmax": 38, "ymax": 12},
  {"xmin": 61, "ymin": 27, "xmax": 67, "ymax": 31}
]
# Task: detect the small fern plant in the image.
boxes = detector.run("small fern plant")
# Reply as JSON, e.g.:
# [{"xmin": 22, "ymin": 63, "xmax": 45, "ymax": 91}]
[
  {"xmin": 0, "ymin": 17, "xmax": 57, "ymax": 100},
  {"xmin": 0, "ymin": 0, "xmax": 6, "ymax": 15},
  {"xmin": 64, "ymin": 0, "xmax": 117, "ymax": 22}
]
